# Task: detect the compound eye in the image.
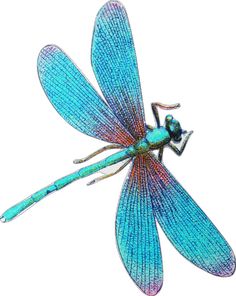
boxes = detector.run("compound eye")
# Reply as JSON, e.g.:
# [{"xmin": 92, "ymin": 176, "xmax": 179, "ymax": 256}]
[{"xmin": 165, "ymin": 114, "xmax": 173, "ymax": 122}]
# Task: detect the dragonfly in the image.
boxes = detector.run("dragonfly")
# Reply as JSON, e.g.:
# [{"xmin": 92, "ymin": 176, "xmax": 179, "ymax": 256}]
[{"xmin": 1, "ymin": 1, "xmax": 235, "ymax": 295}]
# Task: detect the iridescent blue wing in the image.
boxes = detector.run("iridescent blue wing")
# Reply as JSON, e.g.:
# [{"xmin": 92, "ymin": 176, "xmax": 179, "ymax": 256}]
[
  {"xmin": 37, "ymin": 45, "xmax": 135, "ymax": 146},
  {"xmin": 91, "ymin": 1, "xmax": 146, "ymax": 140},
  {"xmin": 146, "ymin": 153, "xmax": 236, "ymax": 276},
  {"xmin": 116, "ymin": 155, "xmax": 163, "ymax": 296}
]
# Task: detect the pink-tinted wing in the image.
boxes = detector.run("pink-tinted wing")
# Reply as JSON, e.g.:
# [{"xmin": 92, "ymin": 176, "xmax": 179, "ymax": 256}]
[
  {"xmin": 116, "ymin": 155, "xmax": 163, "ymax": 296},
  {"xmin": 92, "ymin": 1, "xmax": 146, "ymax": 140},
  {"xmin": 146, "ymin": 153, "xmax": 235, "ymax": 277}
]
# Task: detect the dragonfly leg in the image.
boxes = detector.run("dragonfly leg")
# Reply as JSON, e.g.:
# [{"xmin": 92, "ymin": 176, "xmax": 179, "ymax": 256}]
[
  {"xmin": 151, "ymin": 102, "xmax": 180, "ymax": 127},
  {"xmin": 73, "ymin": 144, "xmax": 123, "ymax": 164},
  {"xmin": 168, "ymin": 131, "xmax": 193, "ymax": 156},
  {"xmin": 87, "ymin": 159, "xmax": 132, "ymax": 186},
  {"xmin": 158, "ymin": 147, "xmax": 164, "ymax": 162}
]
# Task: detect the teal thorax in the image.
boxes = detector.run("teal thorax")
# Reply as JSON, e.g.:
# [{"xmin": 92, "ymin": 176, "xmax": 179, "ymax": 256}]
[{"xmin": 130, "ymin": 127, "xmax": 170, "ymax": 156}]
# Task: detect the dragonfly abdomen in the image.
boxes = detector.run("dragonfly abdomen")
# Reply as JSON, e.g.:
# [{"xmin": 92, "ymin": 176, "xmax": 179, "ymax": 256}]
[{"xmin": 0, "ymin": 149, "xmax": 132, "ymax": 222}]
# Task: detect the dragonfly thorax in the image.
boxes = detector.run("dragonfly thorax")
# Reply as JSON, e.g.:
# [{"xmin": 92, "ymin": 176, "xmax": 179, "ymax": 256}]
[
  {"xmin": 145, "ymin": 127, "xmax": 170, "ymax": 150},
  {"xmin": 132, "ymin": 127, "xmax": 170, "ymax": 155}
]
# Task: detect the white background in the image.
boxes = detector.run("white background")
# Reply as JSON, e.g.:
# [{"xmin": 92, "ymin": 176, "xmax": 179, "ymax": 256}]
[{"xmin": 0, "ymin": 0, "xmax": 235, "ymax": 295}]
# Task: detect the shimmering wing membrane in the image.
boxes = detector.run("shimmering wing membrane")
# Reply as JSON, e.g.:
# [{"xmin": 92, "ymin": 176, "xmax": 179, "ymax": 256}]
[
  {"xmin": 116, "ymin": 156, "xmax": 163, "ymax": 296},
  {"xmin": 146, "ymin": 154, "xmax": 236, "ymax": 276},
  {"xmin": 92, "ymin": 1, "xmax": 146, "ymax": 140},
  {"xmin": 37, "ymin": 45, "xmax": 135, "ymax": 146}
]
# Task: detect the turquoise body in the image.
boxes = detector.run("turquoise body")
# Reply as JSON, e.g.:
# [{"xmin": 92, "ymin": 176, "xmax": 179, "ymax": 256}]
[{"xmin": 0, "ymin": 127, "xmax": 170, "ymax": 222}]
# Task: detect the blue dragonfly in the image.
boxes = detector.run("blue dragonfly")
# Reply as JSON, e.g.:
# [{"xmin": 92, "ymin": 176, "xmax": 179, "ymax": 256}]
[{"xmin": 1, "ymin": 1, "xmax": 235, "ymax": 295}]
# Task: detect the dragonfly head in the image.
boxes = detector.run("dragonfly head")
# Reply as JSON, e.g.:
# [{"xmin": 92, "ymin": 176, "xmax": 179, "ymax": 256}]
[{"xmin": 165, "ymin": 114, "xmax": 183, "ymax": 142}]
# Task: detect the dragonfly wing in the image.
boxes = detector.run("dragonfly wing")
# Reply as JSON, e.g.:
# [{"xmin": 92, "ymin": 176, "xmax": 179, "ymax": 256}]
[
  {"xmin": 146, "ymin": 153, "xmax": 236, "ymax": 276},
  {"xmin": 91, "ymin": 1, "xmax": 146, "ymax": 140},
  {"xmin": 116, "ymin": 155, "xmax": 163, "ymax": 296},
  {"xmin": 37, "ymin": 45, "xmax": 135, "ymax": 146}
]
